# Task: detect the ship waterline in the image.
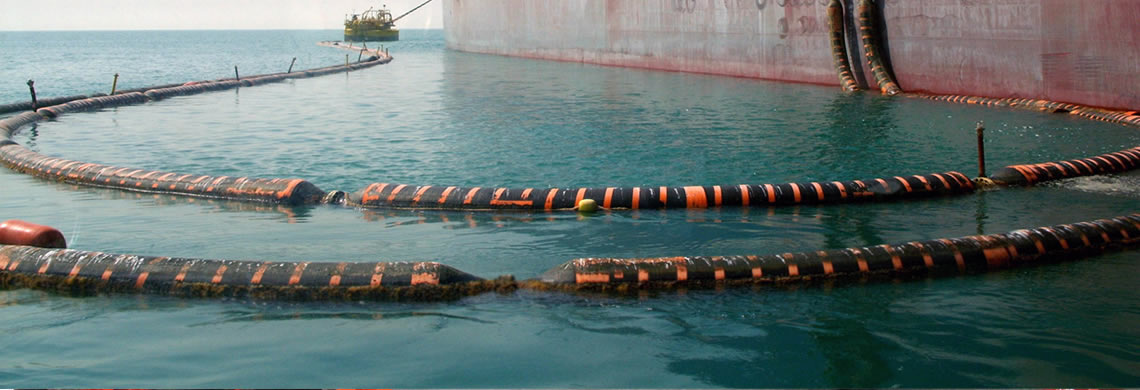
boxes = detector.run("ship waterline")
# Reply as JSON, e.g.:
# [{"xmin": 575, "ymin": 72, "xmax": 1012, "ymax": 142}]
[{"xmin": 442, "ymin": 0, "xmax": 1140, "ymax": 110}]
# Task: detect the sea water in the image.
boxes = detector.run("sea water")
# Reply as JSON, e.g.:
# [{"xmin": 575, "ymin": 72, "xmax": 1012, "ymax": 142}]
[{"xmin": 0, "ymin": 30, "xmax": 1138, "ymax": 387}]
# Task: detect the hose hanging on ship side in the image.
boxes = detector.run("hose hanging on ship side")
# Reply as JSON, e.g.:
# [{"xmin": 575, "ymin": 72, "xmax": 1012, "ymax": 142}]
[
  {"xmin": 827, "ymin": 0, "xmax": 859, "ymax": 92},
  {"xmin": 857, "ymin": 0, "xmax": 901, "ymax": 95}
]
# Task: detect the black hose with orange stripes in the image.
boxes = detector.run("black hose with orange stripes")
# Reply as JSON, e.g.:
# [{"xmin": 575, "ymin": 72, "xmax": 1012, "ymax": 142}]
[
  {"xmin": 990, "ymin": 146, "xmax": 1140, "ymax": 186},
  {"xmin": 346, "ymin": 171, "xmax": 975, "ymax": 210},
  {"xmin": 857, "ymin": 0, "xmax": 901, "ymax": 95},
  {"xmin": 827, "ymin": 0, "xmax": 859, "ymax": 92},
  {"xmin": 0, "ymin": 244, "xmax": 508, "ymax": 301},
  {"xmin": 535, "ymin": 214, "xmax": 1140, "ymax": 288}
]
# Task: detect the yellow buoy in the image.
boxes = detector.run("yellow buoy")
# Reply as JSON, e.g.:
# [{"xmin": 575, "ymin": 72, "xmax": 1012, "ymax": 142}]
[{"xmin": 577, "ymin": 198, "xmax": 598, "ymax": 213}]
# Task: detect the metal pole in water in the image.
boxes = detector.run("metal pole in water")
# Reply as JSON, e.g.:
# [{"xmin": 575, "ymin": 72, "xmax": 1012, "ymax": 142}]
[
  {"xmin": 110, "ymin": 73, "xmax": 119, "ymax": 95},
  {"xmin": 358, "ymin": 49, "xmax": 364, "ymax": 62},
  {"xmin": 26, "ymin": 80, "xmax": 37, "ymax": 110},
  {"xmin": 976, "ymin": 121, "xmax": 986, "ymax": 178},
  {"xmin": 346, "ymin": 54, "xmax": 350, "ymax": 67},
  {"xmin": 234, "ymin": 66, "xmax": 240, "ymax": 81},
  {"xmin": 288, "ymin": 57, "xmax": 297, "ymax": 73}
]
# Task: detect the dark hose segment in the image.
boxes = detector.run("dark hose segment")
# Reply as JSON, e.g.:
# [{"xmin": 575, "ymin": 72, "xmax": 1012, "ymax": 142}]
[
  {"xmin": 857, "ymin": 0, "xmax": 901, "ymax": 95},
  {"xmin": 35, "ymin": 92, "xmax": 148, "ymax": 118},
  {"xmin": 0, "ymin": 143, "xmax": 325, "ymax": 205},
  {"xmin": 0, "ymin": 94, "xmax": 93, "ymax": 115},
  {"xmin": 0, "ymin": 245, "xmax": 509, "ymax": 301},
  {"xmin": 537, "ymin": 214, "xmax": 1140, "ymax": 289},
  {"xmin": 912, "ymin": 94, "xmax": 1140, "ymax": 128},
  {"xmin": 827, "ymin": 0, "xmax": 859, "ymax": 92},
  {"xmin": 0, "ymin": 112, "xmax": 44, "ymax": 139},
  {"xmin": 346, "ymin": 172, "xmax": 975, "ymax": 210},
  {"xmin": 990, "ymin": 146, "xmax": 1140, "ymax": 186}
]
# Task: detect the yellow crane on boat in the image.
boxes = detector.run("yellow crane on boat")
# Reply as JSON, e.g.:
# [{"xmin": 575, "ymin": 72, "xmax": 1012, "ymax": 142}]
[{"xmin": 344, "ymin": 0, "xmax": 434, "ymax": 42}]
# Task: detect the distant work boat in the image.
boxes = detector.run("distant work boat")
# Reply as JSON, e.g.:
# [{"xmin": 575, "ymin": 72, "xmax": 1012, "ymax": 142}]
[{"xmin": 344, "ymin": 0, "xmax": 434, "ymax": 42}]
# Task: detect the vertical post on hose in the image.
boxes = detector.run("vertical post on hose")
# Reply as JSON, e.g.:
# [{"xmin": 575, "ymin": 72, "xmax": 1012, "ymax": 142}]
[
  {"xmin": 110, "ymin": 73, "xmax": 119, "ymax": 95},
  {"xmin": 288, "ymin": 57, "xmax": 297, "ymax": 73},
  {"xmin": 976, "ymin": 121, "xmax": 986, "ymax": 178},
  {"xmin": 26, "ymin": 80, "xmax": 38, "ymax": 111},
  {"xmin": 346, "ymin": 54, "xmax": 350, "ymax": 68},
  {"xmin": 234, "ymin": 66, "xmax": 240, "ymax": 81},
  {"xmin": 358, "ymin": 49, "xmax": 364, "ymax": 62}
]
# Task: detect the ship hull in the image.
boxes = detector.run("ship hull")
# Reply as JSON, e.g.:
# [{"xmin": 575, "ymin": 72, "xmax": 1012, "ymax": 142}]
[{"xmin": 442, "ymin": 0, "xmax": 1140, "ymax": 110}]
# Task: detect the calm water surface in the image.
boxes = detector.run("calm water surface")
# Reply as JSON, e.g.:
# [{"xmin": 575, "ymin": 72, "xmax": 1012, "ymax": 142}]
[{"xmin": 0, "ymin": 30, "xmax": 1138, "ymax": 388}]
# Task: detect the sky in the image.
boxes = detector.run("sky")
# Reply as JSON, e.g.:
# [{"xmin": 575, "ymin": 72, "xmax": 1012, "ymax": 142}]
[{"xmin": 0, "ymin": 0, "xmax": 444, "ymax": 30}]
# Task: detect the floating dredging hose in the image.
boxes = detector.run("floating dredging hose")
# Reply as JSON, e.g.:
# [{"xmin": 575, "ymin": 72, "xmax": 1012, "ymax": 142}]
[
  {"xmin": 0, "ymin": 142, "xmax": 328, "ymax": 205},
  {"xmin": 344, "ymin": 172, "xmax": 975, "ymax": 210},
  {"xmin": 532, "ymin": 214, "xmax": 1140, "ymax": 292},
  {"xmin": 827, "ymin": 0, "xmax": 859, "ymax": 92},
  {"xmin": 2, "ymin": 215, "xmax": 1139, "ymax": 300},
  {"xmin": 911, "ymin": 94, "xmax": 1140, "ymax": 129},
  {"xmin": 0, "ymin": 244, "xmax": 513, "ymax": 301},
  {"xmin": 857, "ymin": 0, "xmax": 901, "ymax": 95},
  {"xmin": 0, "ymin": 52, "xmax": 392, "ymax": 205},
  {"xmin": 990, "ymin": 146, "xmax": 1140, "ymax": 186}
]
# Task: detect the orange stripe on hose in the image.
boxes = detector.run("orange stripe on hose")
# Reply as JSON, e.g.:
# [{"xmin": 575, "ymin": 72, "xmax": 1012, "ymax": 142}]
[
  {"xmin": 288, "ymin": 262, "xmax": 309, "ymax": 285},
  {"xmin": 37, "ymin": 261, "xmax": 50, "ymax": 274},
  {"xmin": 438, "ymin": 186, "xmax": 457, "ymax": 204},
  {"xmin": 1071, "ymin": 159, "xmax": 1093, "ymax": 174},
  {"xmin": 604, "ymin": 187, "xmax": 614, "ymax": 209},
  {"xmin": 739, "ymin": 185, "xmax": 750, "ymax": 206},
  {"xmin": 463, "ymin": 187, "xmax": 481, "ymax": 205},
  {"xmin": 327, "ymin": 262, "xmax": 347, "ymax": 286},
  {"xmin": 575, "ymin": 188, "xmax": 588, "ymax": 206},
  {"xmin": 913, "ymin": 175, "xmax": 931, "ymax": 190},
  {"xmin": 683, "ymin": 186, "xmax": 707, "ymax": 208},
  {"xmin": 575, "ymin": 273, "xmax": 610, "ymax": 283},
  {"xmin": 411, "ymin": 186, "xmax": 432, "ymax": 204},
  {"xmin": 1042, "ymin": 227, "xmax": 1069, "ymax": 249},
  {"xmin": 812, "ymin": 182, "xmax": 824, "ymax": 201},
  {"xmin": 852, "ymin": 248, "xmax": 868, "ymax": 272},
  {"xmin": 894, "ymin": 177, "xmax": 913, "ymax": 192},
  {"xmin": 713, "ymin": 185, "xmax": 722, "ymax": 206},
  {"xmin": 387, "ymin": 184, "xmax": 408, "ymax": 203},
  {"xmin": 545, "ymin": 190, "xmax": 558, "ymax": 210},
  {"xmin": 936, "ymin": 239, "xmax": 965, "ymax": 270},
  {"xmin": 68, "ymin": 264, "xmax": 82, "ymax": 279},
  {"xmin": 211, "ymin": 265, "xmax": 228, "ymax": 284},
  {"xmin": 250, "ymin": 262, "xmax": 270, "ymax": 284},
  {"xmin": 714, "ymin": 267, "xmax": 725, "ymax": 280},
  {"xmin": 370, "ymin": 263, "xmax": 386, "ymax": 287},
  {"xmin": 521, "ymin": 188, "xmax": 533, "ymax": 199},
  {"xmin": 174, "ymin": 263, "xmax": 192, "ymax": 282},
  {"xmin": 751, "ymin": 267, "xmax": 763, "ymax": 278},
  {"xmin": 833, "ymin": 181, "xmax": 847, "ymax": 199},
  {"xmin": 790, "ymin": 183, "xmax": 801, "ymax": 203},
  {"xmin": 884, "ymin": 245, "xmax": 902, "ymax": 270},
  {"xmin": 659, "ymin": 186, "xmax": 668, "ymax": 205},
  {"xmin": 764, "ymin": 184, "xmax": 776, "ymax": 203},
  {"xmin": 913, "ymin": 242, "xmax": 934, "ymax": 267},
  {"xmin": 632, "ymin": 187, "xmax": 641, "ymax": 209}
]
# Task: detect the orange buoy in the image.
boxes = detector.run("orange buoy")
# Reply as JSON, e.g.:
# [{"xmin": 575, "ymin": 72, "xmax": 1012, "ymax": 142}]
[{"xmin": 0, "ymin": 220, "xmax": 66, "ymax": 248}]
